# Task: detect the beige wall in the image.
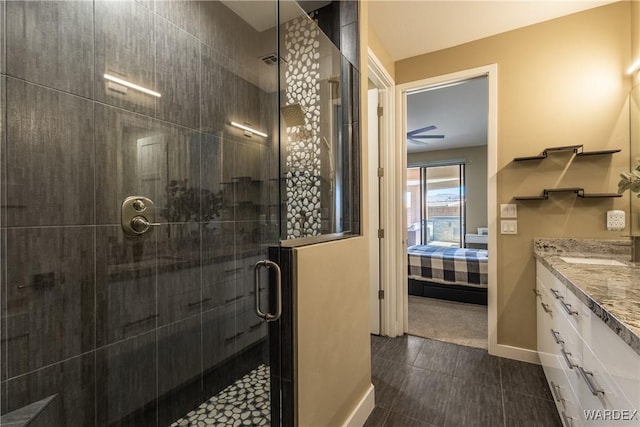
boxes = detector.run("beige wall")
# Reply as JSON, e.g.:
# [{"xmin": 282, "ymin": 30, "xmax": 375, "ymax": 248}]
[
  {"xmin": 295, "ymin": 238, "xmax": 372, "ymax": 426},
  {"xmin": 633, "ymin": 1, "xmax": 640, "ymax": 87},
  {"xmin": 368, "ymin": 27, "xmax": 395, "ymax": 80},
  {"xmin": 294, "ymin": 2, "xmax": 372, "ymax": 426},
  {"xmin": 396, "ymin": 2, "xmax": 632, "ymax": 350},
  {"xmin": 408, "ymin": 145, "xmax": 488, "ymax": 237}
]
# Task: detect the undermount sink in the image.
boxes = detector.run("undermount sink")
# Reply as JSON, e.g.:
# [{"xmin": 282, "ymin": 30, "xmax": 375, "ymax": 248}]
[{"xmin": 559, "ymin": 256, "xmax": 626, "ymax": 266}]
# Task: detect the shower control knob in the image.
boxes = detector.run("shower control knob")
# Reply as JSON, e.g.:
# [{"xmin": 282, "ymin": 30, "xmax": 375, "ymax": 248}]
[
  {"xmin": 121, "ymin": 196, "xmax": 158, "ymax": 236},
  {"xmin": 131, "ymin": 216, "xmax": 151, "ymax": 233},
  {"xmin": 133, "ymin": 199, "xmax": 146, "ymax": 211}
]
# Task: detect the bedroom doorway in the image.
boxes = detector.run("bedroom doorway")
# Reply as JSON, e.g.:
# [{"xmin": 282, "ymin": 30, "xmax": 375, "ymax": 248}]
[{"xmin": 401, "ymin": 72, "xmax": 492, "ymax": 350}]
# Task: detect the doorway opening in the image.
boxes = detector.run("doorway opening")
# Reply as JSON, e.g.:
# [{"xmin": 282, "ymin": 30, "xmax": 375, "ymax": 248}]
[{"xmin": 403, "ymin": 74, "xmax": 490, "ymax": 350}]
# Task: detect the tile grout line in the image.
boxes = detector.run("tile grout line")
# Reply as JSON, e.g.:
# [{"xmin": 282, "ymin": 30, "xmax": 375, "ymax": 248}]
[
  {"xmin": 151, "ymin": 6, "xmax": 160, "ymax": 421},
  {"xmin": 499, "ymin": 358, "xmax": 507, "ymax": 427},
  {"xmin": 91, "ymin": 0, "xmax": 98, "ymax": 424},
  {"xmin": 154, "ymin": 203, "xmax": 159, "ymax": 427}
]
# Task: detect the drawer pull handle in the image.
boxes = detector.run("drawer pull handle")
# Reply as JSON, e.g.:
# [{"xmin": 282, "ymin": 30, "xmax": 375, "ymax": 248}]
[
  {"xmin": 550, "ymin": 329, "xmax": 564, "ymax": 345},
  {"xmin": 561, "ymin": 412, "xmax": 575, "ymax": 427},
  {"xmin": 188, "ymin": 297, "xmax": 212, "ymax": 308},
  {"xmin": 560, "ymin": 348, "xmax": 576, "ymax": 370},
  {"xmin": 224, "ymin": 295, "xmax": 243, "ymax": 304},
  {"xmin": 549, "ymin": 381, "xmax": 565, "ymax": 404},
  {"xmin": 249, "ymin": 287, "xmax": 266, "ymax": 296},
  {"xmin": 577, "ymin": 366, "xmax": 605, "ymax": 396},
  {"xmin": 123, "ymin": 314, "xmax": 159, "ymax": 330},
  {"xmin": 550, "ymin": 288, "xmax": 563, "ymax": 299},
  {"xmin": 533, "ymin": 288, "xmax": 541, "ymax": 297},
  {"xmin": 560, "ymin": 300, "xmax": 578, "ymax": 316},
  {"xmin": 224, "ymin": 331, "xmax": 244, "ymax": 343},
  {"xmin": 249, "ymin": 322, "xmax": 263, "ymax": 330},
  {"xmin": 540, "ymin": 302, "xmax": 552, "ymax": 314}
]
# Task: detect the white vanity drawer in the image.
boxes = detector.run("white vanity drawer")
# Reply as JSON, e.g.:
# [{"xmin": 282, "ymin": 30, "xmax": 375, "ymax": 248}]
[
  {"xmin": 551, "ymin": 312, "xmax": 582, "ymax": 374},
  {"xmin": 562, "ymin": 288, "xmax": 592, "ymax": 344},
  {"xmin": 552, "ymin": 372, "xmax": 583, "ymax": 427},
  {"xmin": 536, "ymin": 260, "xmax": 640, "ymax": 427},
  {"xmin": 573, "ymin": 344, "xmax": 636, "ymax": 426},
  {"xmin": 588, "ymin": 313, "xmax": 640, "ymax": 411},
  {"xmin": 537, "ymin": 261, "xmax": 566, "ymax": 297}
]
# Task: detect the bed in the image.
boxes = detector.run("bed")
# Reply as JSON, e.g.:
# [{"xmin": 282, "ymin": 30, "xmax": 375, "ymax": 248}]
[{"xmin": 408, "ymin": 244, "xmax": 488, "ymax": 305}]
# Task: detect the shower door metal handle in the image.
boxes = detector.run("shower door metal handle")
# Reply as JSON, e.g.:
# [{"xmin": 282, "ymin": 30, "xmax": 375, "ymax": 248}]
[{"xmin": 254, "ymin": 260, "xmax": 282, "ymax": 322}]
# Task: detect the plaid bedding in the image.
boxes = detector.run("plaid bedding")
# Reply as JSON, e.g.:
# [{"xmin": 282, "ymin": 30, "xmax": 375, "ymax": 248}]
[{"xmin": 408, "ymin": 245, "xmax": 488, "ymax": 288}]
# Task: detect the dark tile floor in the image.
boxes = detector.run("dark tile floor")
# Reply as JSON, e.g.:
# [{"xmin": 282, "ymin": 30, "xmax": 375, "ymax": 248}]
[{"xmin": 365, "ymin": 335, "xmax": 562, "ymax": 427}]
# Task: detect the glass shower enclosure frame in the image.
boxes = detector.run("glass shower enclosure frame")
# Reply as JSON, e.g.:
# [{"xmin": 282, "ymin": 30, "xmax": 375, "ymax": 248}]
[{"xmin": 0, "ymin": 0, "xmax": 358, "ymax": 426}]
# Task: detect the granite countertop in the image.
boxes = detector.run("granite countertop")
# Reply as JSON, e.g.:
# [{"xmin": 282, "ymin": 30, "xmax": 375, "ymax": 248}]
[{"xmin": 533, "ymin": 238, "xmax": 640, "ymax": 356}]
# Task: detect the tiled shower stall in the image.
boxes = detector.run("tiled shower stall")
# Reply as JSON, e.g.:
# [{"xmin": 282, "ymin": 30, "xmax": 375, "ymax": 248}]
[{"xmin": 0, "ymin": 0, "xmax": 359, "ymax": 426}]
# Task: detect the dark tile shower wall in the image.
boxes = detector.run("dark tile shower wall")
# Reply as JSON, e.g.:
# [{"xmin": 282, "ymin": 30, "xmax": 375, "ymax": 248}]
[{"xmin": 0, "ymin": 1, "xmax": 280, "ymax": 426}]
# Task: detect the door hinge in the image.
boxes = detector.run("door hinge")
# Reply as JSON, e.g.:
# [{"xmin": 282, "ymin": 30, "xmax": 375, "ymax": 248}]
[
  {"xmin": 377, "ymin": 167, "xmax": 384, "ymax": 178},
  {"xmin": 378, "ymin": 290, "xmax": 385, "ymax": 299},
  {"xmin": 378, "ymin": 229, "xmax": 384, "ymax": 239},
  {"xmin": 377, "ymin": 106, "xmax": 383, "ymax": 117}
]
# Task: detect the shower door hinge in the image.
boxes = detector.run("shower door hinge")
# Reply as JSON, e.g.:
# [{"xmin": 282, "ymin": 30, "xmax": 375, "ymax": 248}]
[
  {"xmin": 378, "ymin": 290, "xmax": 385, "ymax": 300},
  {"xmin": 377, "ymin": 167, "xmax": 384, "ymax": 178},
  {"xmin": 377, "ymin": 106, "xmax": 383, "ymax": 117},
  {"xmin": 378, "ymin": 229, "xmax": 384, "ymax": 239}
]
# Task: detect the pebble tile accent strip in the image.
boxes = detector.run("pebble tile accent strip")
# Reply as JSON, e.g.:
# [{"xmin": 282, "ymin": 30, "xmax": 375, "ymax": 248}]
[
  {"xmin": 284, "ymin": 16, "xmax": 322, "ymax": 239},
  {"xmin": 171, "ymin": 364, "xmax": 271, "ymax": 427}
]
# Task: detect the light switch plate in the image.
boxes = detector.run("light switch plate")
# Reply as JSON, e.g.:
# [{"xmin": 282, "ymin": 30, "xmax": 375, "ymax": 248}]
[
  {"xmin": 501, "ymin": 220, "xmax": 518, "ymax": 234},
  {"xmin": 500, "ymin": 204, "xmax": 517, "ymax": 218}
]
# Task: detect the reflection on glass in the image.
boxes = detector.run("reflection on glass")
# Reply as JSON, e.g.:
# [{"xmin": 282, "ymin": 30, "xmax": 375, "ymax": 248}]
[
  {"xmin": 103, "ymin": 73, "xmax": 162, "ymax": 97},
  {"xmin": 630, "ymin": 84, "xmax": 640, "ymax": 235},
  {"xmin": 280, "ymin": 8, "xmax": 357, "ymax": 240}
]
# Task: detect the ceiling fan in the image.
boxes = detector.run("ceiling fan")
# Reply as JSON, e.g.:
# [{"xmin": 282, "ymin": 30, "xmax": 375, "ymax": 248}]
[{"xmin": 407, "ymin": 125, "xmax": 445, "ymax": 144}]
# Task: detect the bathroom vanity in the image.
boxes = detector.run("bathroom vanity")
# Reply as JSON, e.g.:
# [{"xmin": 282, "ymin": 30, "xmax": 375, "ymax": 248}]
[{"xmin": 534, "ymin": 238, "xmax": 640, "ymax": 426}]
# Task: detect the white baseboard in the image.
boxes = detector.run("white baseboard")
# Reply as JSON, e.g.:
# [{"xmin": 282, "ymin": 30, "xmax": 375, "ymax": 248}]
[
  {"xmin": 490, "ymin": 343, "xmax": 540, "ymax": 364},
  {"xmin": 343, "ymin": 383, "xmax": 375, "ymax": 427}
]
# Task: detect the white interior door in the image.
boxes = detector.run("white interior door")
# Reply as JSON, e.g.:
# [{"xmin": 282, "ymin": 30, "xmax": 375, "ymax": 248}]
[
  {"xmin": 136, "ymin": 135, "xmax": 167, "ymax": 205},
  {"xmin": 368, "ymin": 88, "xmax": 381, "ymax": 335}
]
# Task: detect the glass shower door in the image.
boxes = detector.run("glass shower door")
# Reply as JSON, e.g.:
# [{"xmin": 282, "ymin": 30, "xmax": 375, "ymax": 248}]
[
  {"xmin": 0, "ymin": 1, "xmax": 283, "ymax": 426},
  {"xmin": 193, "ymin": 2, "xmax": 282, "ymax": 426}
]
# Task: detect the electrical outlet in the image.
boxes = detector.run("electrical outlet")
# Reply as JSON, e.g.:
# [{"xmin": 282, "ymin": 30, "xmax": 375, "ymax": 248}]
[
  {"xmin": 500, "ymin": 204, "xmax": 517, "ymax": 218},
  {"xmin": 606, "ymin": 210, "xmax": 625, "ymax": 231},
  {"xmin": 501, "ymin": 220, "xmax": 518, "ymax": 234}
]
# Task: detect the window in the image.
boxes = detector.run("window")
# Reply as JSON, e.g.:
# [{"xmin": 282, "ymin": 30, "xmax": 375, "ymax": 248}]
[{"xmin": 407, "ymin": 164, "xmax": 465, "ymax": 247}]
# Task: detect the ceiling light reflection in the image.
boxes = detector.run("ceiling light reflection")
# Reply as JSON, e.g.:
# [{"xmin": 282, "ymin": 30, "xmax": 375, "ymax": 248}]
[{"xmin": 104, "ymin": 73, "xmax": 161, "ymax": 98}]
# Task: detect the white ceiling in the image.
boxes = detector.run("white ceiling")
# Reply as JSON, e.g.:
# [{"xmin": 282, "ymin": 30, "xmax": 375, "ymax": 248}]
[
  {"xmin": 369, "ymin": 0, "xmax": 616, "ymax": 62},
  {"xmin": 369, "ymin": 0, "xmax": 616, "ymax": 154},
  {"xmin": 407, "ymin": 77, "xmax": 488, "ymax": 153}
]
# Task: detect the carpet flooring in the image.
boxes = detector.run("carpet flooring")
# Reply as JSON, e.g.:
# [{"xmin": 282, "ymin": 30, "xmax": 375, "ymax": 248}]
[{"xmin": 408, "ymin": 296, "xmax": 487, "ymax": 349}]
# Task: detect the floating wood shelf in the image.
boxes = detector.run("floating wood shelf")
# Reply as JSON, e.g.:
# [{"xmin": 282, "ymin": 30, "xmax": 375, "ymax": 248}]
[
  {"xmin": 513, "ymin": 145, "xmax": 621, "ymax": 161},
  {"xmin": 514, "ymin": 187, "xmax": 622, "ymax": 201}
]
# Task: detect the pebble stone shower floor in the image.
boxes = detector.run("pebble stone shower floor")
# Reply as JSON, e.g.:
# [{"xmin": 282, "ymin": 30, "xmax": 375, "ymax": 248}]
[{"xmin": 171, "ymin": 364, "xmax": 271, "ymax": 427}]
